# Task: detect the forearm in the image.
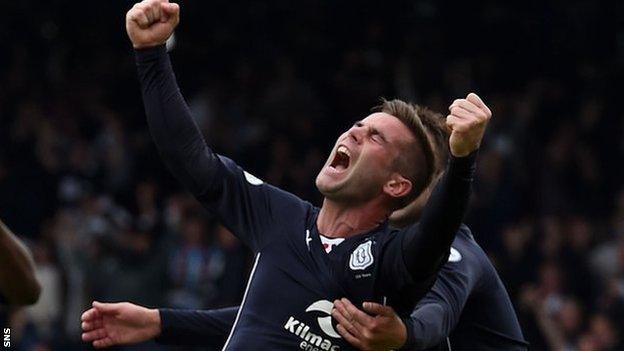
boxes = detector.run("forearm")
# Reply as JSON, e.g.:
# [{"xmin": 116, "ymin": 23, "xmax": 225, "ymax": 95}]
[
  {"xmin": 135, "ymin": 45, "xmax": 220, "ymax": 197},
  {"xmin": 0, "ymin": 220, "xmax": 41, "ymax": 305},
  {"xmin": 156, "ymin": 307, "xmax": 238, "ymax": 347},
  {"xmin": 402, "ymin": 151, "xmax": 476, "ymax": 277},
  {"xmin": 400, "ymin": 303, "xmax": 451, "ymax": 350}
]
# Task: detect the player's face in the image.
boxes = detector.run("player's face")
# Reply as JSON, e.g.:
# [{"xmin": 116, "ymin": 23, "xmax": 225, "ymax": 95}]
[{"xmin": 316, "ymin": 112, "xmax": 414, "ymax": 203}]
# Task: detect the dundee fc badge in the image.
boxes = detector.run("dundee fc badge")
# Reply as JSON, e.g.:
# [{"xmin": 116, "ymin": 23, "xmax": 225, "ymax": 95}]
[{"xmin": 349, "ymin": 241, "xmax": 373, "ymax": 270}]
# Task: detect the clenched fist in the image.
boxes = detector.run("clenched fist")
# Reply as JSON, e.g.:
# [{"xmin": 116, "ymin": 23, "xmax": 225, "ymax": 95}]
[
  {"xmin": 126, "ymin": 0, "xmax": 180, "ymax": 49},
  {"xmin": 446, "ymin": 93, "xmax": 492, "ymax": 157}
]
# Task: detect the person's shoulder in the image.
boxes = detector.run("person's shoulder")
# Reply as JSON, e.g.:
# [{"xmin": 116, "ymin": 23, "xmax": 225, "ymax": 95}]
[
  {"xmin": 453, "ymin": 224, "xmax": 506, "ymax": 284},
  {"xmin": 218, "ymin": 155, "xmax": 314, "ymax": 209},
  {"xmin": 448, "ymin": 225, "xmax": 479, "ymax": 257},
  {"xmin": 442, "ymin": 224, "xmax": 488, "ymax": 273}
]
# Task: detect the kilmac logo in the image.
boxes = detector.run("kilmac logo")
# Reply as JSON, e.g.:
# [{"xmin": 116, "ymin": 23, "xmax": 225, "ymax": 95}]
[{"xmin": 284, "ymin": 300, "xmax": 341, "ymax": 351}]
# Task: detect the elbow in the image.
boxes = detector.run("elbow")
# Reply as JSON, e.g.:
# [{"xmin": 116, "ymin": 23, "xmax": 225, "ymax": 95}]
[
  {"xmin": 410, "ymin": 304, "xmax": 448, "ymax": 350},
  {"xmin": 9, "ymin": 277, "xmax": 42, "ymax": 306},
  {"xmin": 23, "ymin": 279, "xmax": 42, "ymax": 305}
]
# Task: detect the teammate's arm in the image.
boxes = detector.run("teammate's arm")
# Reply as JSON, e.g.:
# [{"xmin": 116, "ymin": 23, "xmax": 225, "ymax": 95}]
[
  {"xmin": 128, "ymin": 0, "xmax": 303, "ymax": 252},
  {"xmin": 81, "ymin": 301, "xmax": 238, "ymax": 349},
  {"xmin": 383, "ymin": 94, "xmax": 490, "ymax": 292},
  {"xmin": 332, "ymin": 256, "xmax": 480, "ymax": 351},
  {"xmin": 156, "ymin": 307, "xmax": 237, "ymax": 346},
  {"xmin": 401, "ymin": 257, "xmax": 479, "ymax": 350},
  {"xmin": 0, "ymin": 219, "xmax": 41, "ymax": 305}
]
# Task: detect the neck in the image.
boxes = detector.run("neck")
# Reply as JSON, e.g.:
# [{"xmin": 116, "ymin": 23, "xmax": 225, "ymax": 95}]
[{"xmin": 317, "ymin": 197, "xmax": 389, "ymax": 238}]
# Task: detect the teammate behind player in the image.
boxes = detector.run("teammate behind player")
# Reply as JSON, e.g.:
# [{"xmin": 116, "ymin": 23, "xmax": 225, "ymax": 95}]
[
  {"xmin": 86, "ymin": 1, "xmax": 490, "ymax": 349},
  {"xmin": 330, "ymin": 110, "xmax": 528, "ymax": 350}
]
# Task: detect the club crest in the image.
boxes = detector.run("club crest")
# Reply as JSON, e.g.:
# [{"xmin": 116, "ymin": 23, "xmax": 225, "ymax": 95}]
[{"xmin": 349, "ymin": 241, "xmax": 374, "ymax": 270}]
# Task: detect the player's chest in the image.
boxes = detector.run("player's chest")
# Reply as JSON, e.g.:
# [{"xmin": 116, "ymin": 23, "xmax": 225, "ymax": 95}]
[{"xmin": 266, "ymin": 226, "xmax": 386, "ymax": 305}]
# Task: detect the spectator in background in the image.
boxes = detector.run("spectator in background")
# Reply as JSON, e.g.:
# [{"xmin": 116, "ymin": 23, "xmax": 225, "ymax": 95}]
[
  {"xmin": 208, "ymin": 224, "xmax": 247, "ymax": 308},
  {"xmin": 167, "ymin": 213, "xmax": 212, "ymax": 309}
]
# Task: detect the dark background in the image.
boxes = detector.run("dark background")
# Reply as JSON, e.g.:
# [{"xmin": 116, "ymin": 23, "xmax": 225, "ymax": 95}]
[{"xmin": 0, "ymin": 0, "xmax": 622, "ymax": 350}]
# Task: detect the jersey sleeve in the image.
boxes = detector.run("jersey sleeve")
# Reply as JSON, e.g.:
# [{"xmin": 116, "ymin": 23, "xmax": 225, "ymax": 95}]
[
  {"xmin": 135, "ymin": 46, "xmax": 308, "ymax": 252},
  {"xmin": 378, "ymin": 152, "xmax": 476, "ymax": 300},
  {"xmin": 400, "ymin": 244, "xmax": 481, "ymax": 350},
  {"xmin": 156, "ymin": 307, "xmax": 238, "ymax": 347}
]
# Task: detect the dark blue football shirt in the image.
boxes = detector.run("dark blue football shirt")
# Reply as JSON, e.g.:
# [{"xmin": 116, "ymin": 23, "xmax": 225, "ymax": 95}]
[
  {"xmin": 156, "ymin": 226, "xmax": 528, "ymax": 351},
  {"xmin": 136, "ymin": 45, "xmax": 475, "ymax": 351}
]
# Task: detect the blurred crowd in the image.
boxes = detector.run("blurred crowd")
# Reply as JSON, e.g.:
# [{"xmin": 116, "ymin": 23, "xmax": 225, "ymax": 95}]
[{"xmin": 0, "ymin": 0, "xmax": 622, "ymax": 350}]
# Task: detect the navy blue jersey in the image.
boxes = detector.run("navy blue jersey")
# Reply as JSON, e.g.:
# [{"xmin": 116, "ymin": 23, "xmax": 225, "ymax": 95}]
[
  {"xmin": 404, "ymin": 225, "xmax": 528, "ymax": 351},
  {"xmin": 157, "ymin": 226, "xmax": 527, "ymax": 351},
  {"xmin": 159, "ymin": 153, "xmax": 466, "ymax": 350},
  {"xmin": 136, "ymin": 45, "xmax": 475, "ymax": 351}
]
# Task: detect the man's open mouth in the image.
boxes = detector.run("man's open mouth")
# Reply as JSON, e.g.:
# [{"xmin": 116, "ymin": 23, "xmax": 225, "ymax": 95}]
[{"xmin": 329, "ymin": 145, "xmax": 351, "ymax": 172}]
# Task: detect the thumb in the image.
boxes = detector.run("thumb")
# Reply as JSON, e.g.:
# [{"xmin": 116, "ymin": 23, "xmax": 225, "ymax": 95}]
[
  {"xmin": 93, "ymin": 301, "xmax": 120, "ymax": 314},
  {"xmin": 362, "ymin": 302, "xmax": 395, "ymax": 317}
]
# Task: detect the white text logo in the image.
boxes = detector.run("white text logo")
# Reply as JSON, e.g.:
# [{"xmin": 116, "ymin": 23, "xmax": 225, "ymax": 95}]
[
  {"xmin": 284, "ymin": 300, "xmax": 341, "ymax": 351},
  {"xmin": 3, "ymin": 328, "xmax": 10, "ymax": 348}
]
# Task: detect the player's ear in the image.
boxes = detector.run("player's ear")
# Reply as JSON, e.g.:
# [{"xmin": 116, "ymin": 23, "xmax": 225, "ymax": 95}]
[{"xmin": 383, "ymin": 173, "xmax": 412, "ymax": 199}]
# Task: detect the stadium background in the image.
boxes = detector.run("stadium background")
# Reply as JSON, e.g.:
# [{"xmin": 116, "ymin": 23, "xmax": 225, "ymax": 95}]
[{"xmin": 1, "ymin": 0, "xmax": 622, "ymax": 350}]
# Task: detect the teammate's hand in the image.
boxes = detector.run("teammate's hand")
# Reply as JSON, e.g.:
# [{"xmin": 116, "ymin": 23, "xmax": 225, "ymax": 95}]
[
  {"xmin": 332, "ymin": 298, "xmax": 407, "ymax": 351},
  {"xmin": 446, "ymin": 93, "xmax": 492, "ymax": 157},
  {"xmin": 81, "ymin": 301, "xmax": 162, "ymax": 348},
  {"xmin": 126, "ymin": 0, "xmax": 180, "ymax": 49}
]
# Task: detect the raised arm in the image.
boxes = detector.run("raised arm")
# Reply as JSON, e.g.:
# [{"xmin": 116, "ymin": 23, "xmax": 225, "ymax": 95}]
[
  {"xmin": 402, "ymin": 93, "xmax": 490, "ymax": 277},
  {"xmin": 0, "ymin": 219, "xmax": 41, "ymax": 305},
  {"xmin": 380, "ymin": 94, "xmax": 490, "ymax": 305},
  {"xmin": 400, "ymin": 150, "xmax": 477, "ymax": 280},
  {"xmin": 128, "ymin": 0, "xmax": 218, "ymax": 198},
  {"xmin": 127, "ymin": 0, "xmax": 307, "ymax": 252}
]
